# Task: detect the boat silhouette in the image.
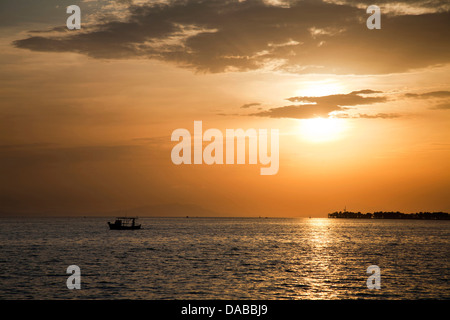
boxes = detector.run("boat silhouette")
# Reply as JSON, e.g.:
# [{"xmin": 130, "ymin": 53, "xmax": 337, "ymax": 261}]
[{"xmin": 108, "ymin": 217, "xmax": 141, "ymax": 230}]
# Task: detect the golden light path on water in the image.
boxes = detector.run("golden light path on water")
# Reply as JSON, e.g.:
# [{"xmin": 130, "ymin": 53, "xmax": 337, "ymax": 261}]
[{"xmin": 303, "ymin": 218, "xmax": 334, "ymax": 299}]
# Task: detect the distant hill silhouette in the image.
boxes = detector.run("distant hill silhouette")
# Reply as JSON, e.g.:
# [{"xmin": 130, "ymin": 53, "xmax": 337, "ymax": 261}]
[{"xmin": 328, "ymin": 211, "xmax": 449, "ymax": 220}]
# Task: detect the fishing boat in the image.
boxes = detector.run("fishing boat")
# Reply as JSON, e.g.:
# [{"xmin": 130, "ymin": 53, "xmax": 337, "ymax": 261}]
[{"xmin": 108, "ymin": 217, "xmax": 141, "ymax": 230}]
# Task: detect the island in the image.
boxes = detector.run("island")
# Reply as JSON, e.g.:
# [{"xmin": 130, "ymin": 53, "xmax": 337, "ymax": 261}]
[{"xmin": 328, "ymin": 211, "xmax": 449, "ymax": 220}]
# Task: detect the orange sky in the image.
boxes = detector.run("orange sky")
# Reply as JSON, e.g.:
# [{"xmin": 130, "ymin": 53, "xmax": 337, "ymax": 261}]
[{"xmin": 0, "ymin": 0, "xmax": 449, "ymax": 217}]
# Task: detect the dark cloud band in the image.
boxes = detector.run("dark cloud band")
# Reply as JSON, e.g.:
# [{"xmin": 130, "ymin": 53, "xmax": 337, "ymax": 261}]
[{"xmin": 13, "ymin": 0, "xmax": 450, "ymax": 75}]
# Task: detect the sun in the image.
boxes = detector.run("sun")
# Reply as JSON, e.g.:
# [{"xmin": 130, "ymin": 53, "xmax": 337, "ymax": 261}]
[{"xmin": 299, "ymin": 117, "xmax": 347, "ymax": 143}]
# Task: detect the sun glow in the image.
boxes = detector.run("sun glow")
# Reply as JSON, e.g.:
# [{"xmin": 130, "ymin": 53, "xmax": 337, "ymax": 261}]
[
  {"xmin": 295, "ymin": 81, "xmax": 345, "ymax": 97},
  {"xmin": 299, "ymin": 117, "xmax": 347, "ymax": 143}
]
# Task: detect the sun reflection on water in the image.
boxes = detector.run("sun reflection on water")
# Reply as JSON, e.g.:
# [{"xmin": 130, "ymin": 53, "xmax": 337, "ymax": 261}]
[{"xmin": 301, "ymin": 218, "xmax": 335, "ymax": 298}]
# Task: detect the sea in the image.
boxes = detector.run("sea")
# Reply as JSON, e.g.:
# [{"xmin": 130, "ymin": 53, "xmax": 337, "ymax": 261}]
[{"xmin": 0, "ymin": 217, "xmax": 448, "ymax": 300}]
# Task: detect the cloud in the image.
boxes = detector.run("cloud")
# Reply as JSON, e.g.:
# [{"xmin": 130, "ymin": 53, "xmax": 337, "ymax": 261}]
[
  {"xmin": 354, "ymin": 113, "xmax": 401, "ymax": 119},
  {"xmin": 28, "ymin": 26, "xmax": 71, "ymax": 34},
  {"xmin": 349, "ymin": 89, "xmax": 383, "ymax": 95},
  {"xmin": 244, "ymin": 88, "xmax": 450, "ymax": 119},
  {"xmin": 403, "ymin": 90, "xmax": 450, "ymax": 110},
  {"xmin": 404, "ymin": 91, "xmax": 450, "ymax": 99},
  {"xmin": 286, "ymin": 90, "xmax": 387, "ymax": 105},
  {"xmin": 325, "ymin": 1, "xmax": 450, "ymax": 15},
  {"xmin": 13, "ymin": 0, "xmax": 450, "ymax": 75},
  {"xmin": 0, "ymin": 142, "xmax": 56, "ymax": 150},
  {"xmin": 333, "ymin": 112, "xmax": 401, "ymax": 119},
  {"xmin": 240, "ymin": 103, "xmax": 261, "ymax": 109},
  {"xmin": 249, "ymin": 89, "xmax": 388, "ymax": 119},
  {"xmin": 250, "ymin": 104, "xmax": 337, "ymax": 119},
  {"xmin": 430, "ymin": 102, "xmax": 450, "ymax": 110}
]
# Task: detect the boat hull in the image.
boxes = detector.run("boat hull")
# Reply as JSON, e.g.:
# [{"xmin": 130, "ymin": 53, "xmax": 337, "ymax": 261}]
[{"xmin": 108, "ymin": 222, "xmax": 141, "ymax": 230}]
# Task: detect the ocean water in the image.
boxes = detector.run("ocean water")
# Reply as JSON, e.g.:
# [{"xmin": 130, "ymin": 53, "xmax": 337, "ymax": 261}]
[{"xmin": 0, "ymin": 217, "xmax": 448, "ymax": 300}]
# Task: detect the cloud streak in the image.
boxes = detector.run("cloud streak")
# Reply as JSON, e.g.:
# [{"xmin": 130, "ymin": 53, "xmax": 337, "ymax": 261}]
[
  {"xmin": 405, "ymin": 91, "xmax": 450, "ymax": 99},
  {"xmin": 345, "ymin": 113, "xmax": 401, "ymax": 119},
  {"xmin": 404, "ymin": 90, "xmax": 450, "ymax": 110},
  {"xmin": 249, "ymin": 90, "xmax": 388, "ymax": 119},
  {"xmin": 431, "ymin": 103, "xmax": 450, "ymax": 110},
  {"xmin": 241, "ymin": 103, "xmax": 261, "ymax": 109}
]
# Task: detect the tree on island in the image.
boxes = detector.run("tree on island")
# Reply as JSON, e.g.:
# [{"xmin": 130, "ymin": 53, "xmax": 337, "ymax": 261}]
[{"xmin": 328, "ymin": 211, "xmax": 449, "ymax": 220}]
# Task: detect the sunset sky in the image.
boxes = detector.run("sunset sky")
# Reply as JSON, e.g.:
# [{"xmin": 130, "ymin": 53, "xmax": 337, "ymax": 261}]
[{"xmin": 1, "ymin": 0, "xmax": 449, "ymax": 217}]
